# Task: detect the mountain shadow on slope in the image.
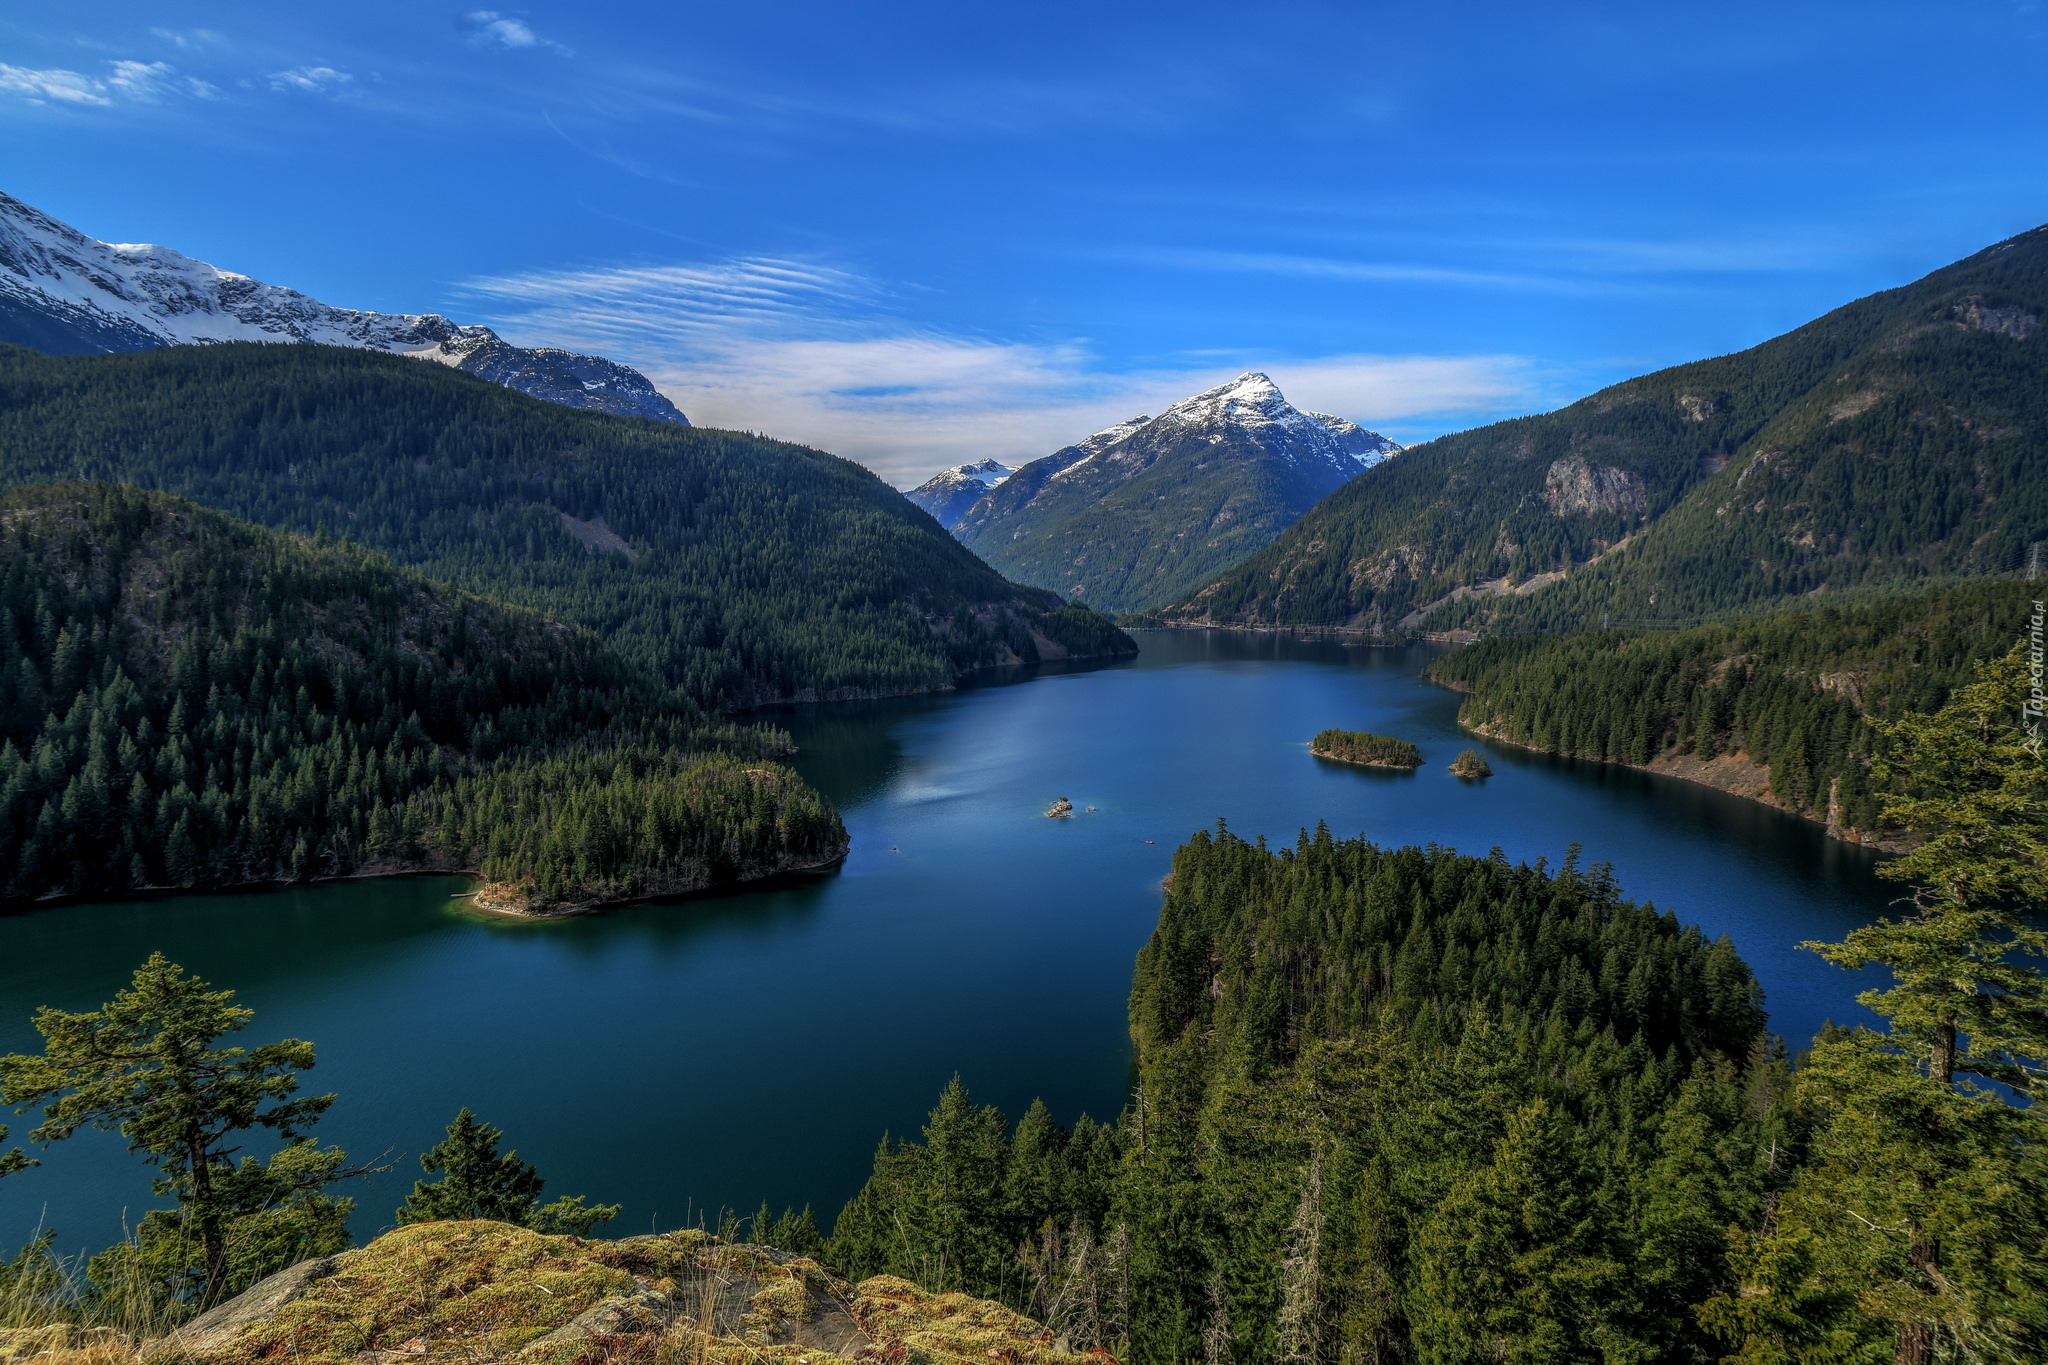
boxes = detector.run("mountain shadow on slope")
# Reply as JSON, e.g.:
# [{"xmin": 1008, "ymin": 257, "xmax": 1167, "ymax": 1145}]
[
  {"xmin": 0, "ymin": 343, "xmax": 1133, "ymax": 711},
  {"xmin": 1160, "ymin": 226, "xmax": 2048, "ymax": 632}
]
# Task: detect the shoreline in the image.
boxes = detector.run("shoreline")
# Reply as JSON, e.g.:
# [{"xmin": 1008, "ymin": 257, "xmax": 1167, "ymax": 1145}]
[
  {"xmin": 1451, "ymin": 713, "xmax": 1910, "ymax": 852},
  {"xmin": 453, "ymin": 848, "xmax": 853, "ymax": 921},
  {"xmin": 9, "ymin": 847, "xmax": 854, "ymax": 919},
  {"xmin": 1308, "ymin": 745, "xmax": 1424, "ymax": 771}
]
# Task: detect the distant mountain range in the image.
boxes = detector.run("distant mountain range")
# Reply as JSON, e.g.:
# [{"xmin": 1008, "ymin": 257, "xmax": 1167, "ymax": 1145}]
[
  {"xmin": 942, "ymin": 372, "xmax": 1400, "ymax": 615},
  {"xmin": 905, "ymin": 458, "xmax": 1016, "ymax": 527},
  {"xmin": 0, "ymin": 191, "xmax": 687, "ymax": 424},
  {"xmin": 1158, "ymin": 225, "xmax": 2048, "ymax": 635}
]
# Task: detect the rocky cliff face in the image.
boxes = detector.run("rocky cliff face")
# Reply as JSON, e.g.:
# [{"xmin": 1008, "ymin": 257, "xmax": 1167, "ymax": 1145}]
[
  {"xmin": 0, "ymin": 192, "xmax": 686, "ymax": 425},
  {"xmin": 162, "ymin": 1221, "xmax": 1094, "ymax": 1365},
  {"xmin": 950, "ymin": 374, "xmax": 1400, "ymax": 614},
  {"xmin": 1540, "ymin": 455, "xmax": 1648, "ymax": 516}
]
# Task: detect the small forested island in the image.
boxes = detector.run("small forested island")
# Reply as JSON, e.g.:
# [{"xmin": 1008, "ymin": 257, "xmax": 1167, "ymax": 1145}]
[
  {"xmin": 1045, "ymin": 796, "xmax": 1074, "ymax": 818},
  {"xmin": 1309, "ymin": 726, "xmax": 1422, "ymax": 768},
  {"xmin": 1448, "ymin": 746, "xmax": 1493, "ymax": 777}
]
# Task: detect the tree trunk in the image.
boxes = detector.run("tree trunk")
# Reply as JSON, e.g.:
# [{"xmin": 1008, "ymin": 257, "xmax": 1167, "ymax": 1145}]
[
  {"xmin": 189, "ymin": 1122, "xmax": 228, "ymax": 1308},
  {"xmin": 1930, "ymin": 1021, "xmax": 1956, "ymax": 1087},
  {"xmin": 1895, "ymin": 1228, "xmax": 1939, "ymax": 1365}
]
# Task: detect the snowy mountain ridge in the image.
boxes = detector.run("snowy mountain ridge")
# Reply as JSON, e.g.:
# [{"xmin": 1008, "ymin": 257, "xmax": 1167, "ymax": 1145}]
[
  {"xmin": 1126, "ymin": 371, "xmax": 1397, "ymax": 469},
  {"xmin": 903, "ymin": 457, "xmax": 1018, "ymax": 527},
  {"xmin": 945, "ymin": 372, "xmax": 1402, "ymax": 614},
  {"xmin": 0, "ymin": 191, "xmax": 687, "ymax": 424}
]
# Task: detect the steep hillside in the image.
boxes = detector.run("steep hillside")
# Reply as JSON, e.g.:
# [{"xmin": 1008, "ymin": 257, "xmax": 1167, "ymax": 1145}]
[
  {"xmin": 0, "ymin": 343, "xmax": 1132, "ymax": 710},
  {"xmin": 952, "ymin": 374, "xmax": 1399, "ymax": 614},
  {"xmin": 0, "ymin": 482, "xmax": 843, "ymax": 905},
  {"xmin": 1162, "ymin": 225, "xmax": 2048, "ymax": 631},
  {"xmin": 0, "ymin": 191, "xmax": 688, "ymax": 424},
  {"xmin": 1425, "ymin": 578, "xmax": 2038, "ymax": 839}
]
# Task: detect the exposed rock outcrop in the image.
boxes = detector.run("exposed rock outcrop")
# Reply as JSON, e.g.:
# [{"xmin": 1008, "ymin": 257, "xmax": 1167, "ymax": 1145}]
[
  {"xmin": 158, "ymin": 1221, "xmax": 1090, "ymax": 1365},
  {"xmin": 1540, "ymin": 455, "xmax": 1648, "ymax": 517}
]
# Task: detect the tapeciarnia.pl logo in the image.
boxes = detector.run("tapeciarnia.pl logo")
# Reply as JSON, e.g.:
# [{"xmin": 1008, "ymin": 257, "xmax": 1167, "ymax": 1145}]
[{"xmin": 2027, "ymin": 599, "xmax": 2045, "ymax": 759}]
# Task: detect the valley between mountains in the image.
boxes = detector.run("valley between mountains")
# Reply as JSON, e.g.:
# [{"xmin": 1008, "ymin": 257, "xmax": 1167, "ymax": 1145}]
[{"xmin": 1, "ymin": 188, "xmax": 2046, "ymax": 1365}]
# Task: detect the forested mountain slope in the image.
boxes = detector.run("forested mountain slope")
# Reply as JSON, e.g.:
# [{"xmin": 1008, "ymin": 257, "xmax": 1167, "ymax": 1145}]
[
  {"xmin": 0, "ymin": 482, "xmax": 842, "ymax": 904},
  {"xmin": 1426, "ymin": 578, "xmax": 2038, "ymax": 839},
  {"xmin": 952, "ymin": 374, "xmax": 1398, "ymax": 615},
  {"xmin": 0, "ymin": 343, "xmax": 1131, "ymax": 709},
  {"xmin": 1160, "ymin": 224, "xmax": 2048, "ymax": 631}
]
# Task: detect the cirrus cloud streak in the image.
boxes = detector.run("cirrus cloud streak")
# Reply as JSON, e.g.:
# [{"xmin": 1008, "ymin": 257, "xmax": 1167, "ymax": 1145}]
[{"xmin": 457, "ymin": 257, "xmax": 1552, "ymax": 486}]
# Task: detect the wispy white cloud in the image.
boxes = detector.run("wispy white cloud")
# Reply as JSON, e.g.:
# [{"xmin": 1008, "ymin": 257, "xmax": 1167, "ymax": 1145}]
[
  {"xmin": 0, "ymin": 59, "xmax": 217, "ymax": 106},
  {"xmin": 0, "ymin": 63, "xmax": 115, "ymax": 106},
  {"xmin": 267, "ymin": 65, "xmax": 354, "ymax": 94},
  {"xmin": 456, "ymin": 257, "xmax": 1548, "ymax": 486},
  {"xmin": 107, "ymin": 60, "xmax": 219, "ymax": 101},
  {"xmin": 461, "ymin": 11, "xmax": 571, "ymax": 55},
  {"xmin": 149, "ymin": 28, "xmax": 227, "ymax": 51}
]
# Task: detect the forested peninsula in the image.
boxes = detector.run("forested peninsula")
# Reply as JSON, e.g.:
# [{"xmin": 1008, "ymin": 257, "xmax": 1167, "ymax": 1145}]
[
  {"xmin": 1427, "ymin": 579, "xmax": 2038, "ymax": 841},
  {"xmin": 0, "ymin": 482, "xmax": 845, "ymax": 907},
  {"xmin": 821, "ymin": 658, "xmax": 2048, "ymax": 1360}
]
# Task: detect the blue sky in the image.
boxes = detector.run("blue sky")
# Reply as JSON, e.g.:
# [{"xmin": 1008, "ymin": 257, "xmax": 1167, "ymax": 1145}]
[{"xmin": 5, "ymin": 2, "xmax": 2046, "ymax": 485}]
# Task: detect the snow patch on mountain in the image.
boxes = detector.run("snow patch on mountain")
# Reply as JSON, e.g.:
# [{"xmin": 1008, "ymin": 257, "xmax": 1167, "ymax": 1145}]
[
  {"xmin": 904, "ymin": 457, "xmax": 1018, "ymax": 527},
  {"xmin": 1151, "ymin": 372, "xmax": 1400, "ymax": 471},
  {"xmin": 0, "ymin": 191, "xmax": 687, "ymax": 424}
]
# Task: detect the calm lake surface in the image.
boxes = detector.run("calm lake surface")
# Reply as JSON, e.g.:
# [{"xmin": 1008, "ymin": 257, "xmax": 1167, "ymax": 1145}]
[{"xmin": 0, "ymin": 632, "xmax": 1890, "ymax": 1253}]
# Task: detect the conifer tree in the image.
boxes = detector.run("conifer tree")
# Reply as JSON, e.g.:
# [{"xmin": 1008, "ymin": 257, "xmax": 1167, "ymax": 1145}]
[
  {"xmin": 395, "ymin": 1109, "xmax": 619, "ymax": 1236},
  {"xmin": 1407, "ymin": 1100, "xmax": 1637, "ymax": 1364},
  {"xmin": 0, "ymin": 953, "xmax": 346, "ymax": 1307},
  {"xmin": 1765, "ymin": 648, "xmax": 2048, "ymax": 1363}
]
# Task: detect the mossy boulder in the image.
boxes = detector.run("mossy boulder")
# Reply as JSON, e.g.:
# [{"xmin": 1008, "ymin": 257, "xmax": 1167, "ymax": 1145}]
[{"xmin": 160, "ymin": 1222, "xmax": 1091, "ymax": 1365}]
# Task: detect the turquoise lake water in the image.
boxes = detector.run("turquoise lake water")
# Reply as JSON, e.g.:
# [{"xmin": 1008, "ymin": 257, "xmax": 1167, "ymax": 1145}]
[{"xmin": 0, "ymin": 632, "xmax": 1888, "ymax": 1254}]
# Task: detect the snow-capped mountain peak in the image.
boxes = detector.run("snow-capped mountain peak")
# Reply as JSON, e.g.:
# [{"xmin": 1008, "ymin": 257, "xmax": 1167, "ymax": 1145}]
[
  {"xmin": 1149, "ymin": 371, "xmax": 1399, "ymax": 470},
  {"xmin": 0, "ymin": 191, "xmax": 687, "ymax": 424},
  {"xmin": 902, "ymin": 457, "xmax": 1018, "ymax": 526}
]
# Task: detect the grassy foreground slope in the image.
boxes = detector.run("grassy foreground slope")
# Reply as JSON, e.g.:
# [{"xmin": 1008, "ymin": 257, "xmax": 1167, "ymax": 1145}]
[
  {"xmin": 1159, "ymin": 224, "xmax": 2047, "ymax": 632},
  {"xmin": 0, "ymin": 482, "xmax": 842, "ymax": 904},
  {"xmin": 0, "ymin": 343, "xmax": 1131, "ymax": 709},
  {"xmin": 1426, "ymin": 579, "xmax": 2038, "ymax": 839}
]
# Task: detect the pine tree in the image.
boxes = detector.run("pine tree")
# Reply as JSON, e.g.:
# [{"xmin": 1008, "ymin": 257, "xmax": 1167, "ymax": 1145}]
[
  {"xmin": 1408, "ymin": 1100, "xmax": 1637, "ymax": 1365},
  {"xmin": 1782, "ymin": 648, "xmax": 2048, "ymax": 1363},
  {"xmin": 394, "ymin": 1108, "xmax": 619, "ymax": 1235},
  {"xmin": 0, "ymin": 953, "xmax": 344, "ymax": 1307}
]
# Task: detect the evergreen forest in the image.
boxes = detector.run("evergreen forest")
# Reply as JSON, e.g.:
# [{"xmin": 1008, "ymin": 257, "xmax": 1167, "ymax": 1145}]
[
  {"xmin": 1308, "ymin": 728, "xmax": 1421, "ymax": 768},
  {"xmin": 824, "ymin": 809, "xmax": 2048, "ymax": 1363},
  {"xmin": 0, "ymin": 481, "xmax": 841, "ymax": 906},
  {"xmin": 0, "ymin": 342, "xmax": 1131, "ymax": 711},
  {"xmin": 1426, "ymin": 579, "xmax": 2041, "ymax": 835}
]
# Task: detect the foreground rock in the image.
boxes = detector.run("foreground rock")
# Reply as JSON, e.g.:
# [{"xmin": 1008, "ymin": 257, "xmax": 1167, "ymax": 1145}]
[{"xmin": 162, "ymin": 1221, "xmax": 1092, "ymax": 1365}]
